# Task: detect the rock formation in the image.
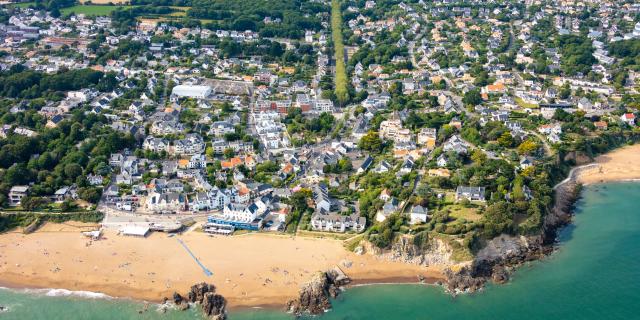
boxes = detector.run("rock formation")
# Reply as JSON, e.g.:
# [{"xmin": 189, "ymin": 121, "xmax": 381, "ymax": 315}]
[
  {"xmin": 187, "ymin": 282, "xmax": 215, "ymax": 303},
  {"xmin": 443, "ymin": 266, "xmax": 485, "ymax": 294},
  {"xmin": 443, "ymin": 181, "xmax": 581, "ymax": 293},
  {"xmin": 172, "ymin": 292, "xmax": 189, "ymax": 310},
  {"xmin": 286, "ymin": 268, "xmax": 350, "ymax": 316},
  {"xmin": 359, "ymin": 235, "xmax": 459, "ymax": 267},
  {"xmin": 170, "ymin": 282, "xmax": 226, "ymax": 319}
]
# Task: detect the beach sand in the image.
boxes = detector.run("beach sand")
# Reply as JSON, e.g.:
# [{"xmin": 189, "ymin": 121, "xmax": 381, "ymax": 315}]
[
  {"xmin": 0, "ymin": 224, "xmax": 443, "ymax": 309},
  {"xmin": 576, "ymin": 144, "xmax": 640, "ymax": 185},
  {"xmin": 2, "ymin": 145, "xmax": 639, "ymax": 309}
]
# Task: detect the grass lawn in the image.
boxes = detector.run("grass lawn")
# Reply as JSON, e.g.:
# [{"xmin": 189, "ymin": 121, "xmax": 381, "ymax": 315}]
[
  {"xmin": 137, "ymin": 16, "xmax": 216, "ymax": 24},
  {"xmin": 169, "ymin": 5, "xmax": 190, "ymax": 11},
  {"xmin": 61, "ymin": 5, "xmax": 134, "ymax": 16},
  {"xmin": 515, "ymin": 97, "xmax": 540, "ymax": 109},
  {"xmin": 80, "ymin": 0, "xmax": 129, "ymax": 3},
  {"xmin": 447, "ymin": 204, "xmax": 482, "ymax": 222},
  {"xmin": 296, "ymin": 229, "xmax": 354, "ymax": 240},
  {"xmin": 7, "ymin": 2, "xmax": 35, "ymax": 8},
  {"xmin": 331, "ymin": 0, "xmax": 349, "ymax": 104}
]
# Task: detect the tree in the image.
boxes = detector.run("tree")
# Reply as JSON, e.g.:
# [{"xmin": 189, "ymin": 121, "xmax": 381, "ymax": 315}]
[
  {"xmin": 358, "ymin": 131, "xmax": 383, "ymax": 152},
  {"xmin": 481, "ymin": 201, "xmax": 514, "ymax": 238},
  {"xmin": 337, "ymin": 158, "xmax": 352, "ymax": 172},
  {"xmin": 223, "ymin": 148, "xmax": 235, "ymax": 159},
  {"xmin": 462, "ymin": 127, "xmax": 482, "ymax": 145},
  {"xmin": 559, "ymin": 83, "xmax": 571, "ymax": 99},
  {"xmin": 463, "ymin": 89, "xmax": 482, "ymax": 106},
  {"xmin": 416, "ymin": 183, "xmax": 431, "ymax": 198},
  {"xmin": 517, "ymin": 140, "xmax": 539, "ymax": 155},
  {"xmin": 60, "ymin": 199, "xmax": 77, "ymax": 212},
  {"xmin": 64, "ymin": 163, "xmax": 83, "ymax": 180},
  {"xmin": 290, "ymin": 188, "xmax": 312, "ymax": 211},
  {"xmin": 5, "ymin": 163, "xmax": 32, "ymax": 185},
  {"xmin": 471, "ymin": 149, "xmax": 487, "ymax": 164},
  {"xmin": 78, "ymin": 187, "xmax": 102, "ymax": 204},
  {"xmin": 206, "ymin": 146, "xmax": 215, "ymax": 158},
  {"xmin": 512, "ymin": 176, "xmax": 526, "ymax": 201},
  {"xmin": 21, "ymin": 196, "xmax": 48, "ymax": 211},
  {"xmin": 497, "ymin": 131, "xmax": 515, "ymax": 148}
]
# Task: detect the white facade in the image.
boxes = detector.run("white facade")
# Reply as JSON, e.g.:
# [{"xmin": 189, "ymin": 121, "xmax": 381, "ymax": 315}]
[{"xmin": 171, "ymin": 85, "xmax": 212, "ymax": 99}]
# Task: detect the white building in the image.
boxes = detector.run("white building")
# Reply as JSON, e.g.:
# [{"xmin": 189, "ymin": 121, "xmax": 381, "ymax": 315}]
[
  {"xmin": 409, "ymin": 205, "xmax": 428, "ymax": 225},
  {"xmin": 315, "ymin": 99, "xmax": 334, "ymax": 112},
  {"xmin": 171, "ymin": 85, "xmax": 212, "ymax": 99},
  {"xmin": 9, "ymin": 186, "xmax": 29, "ymax": 206}
]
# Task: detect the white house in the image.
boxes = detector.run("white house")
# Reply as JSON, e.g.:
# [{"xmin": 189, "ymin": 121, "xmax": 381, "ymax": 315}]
[
  {"xmin": 310, "ymin": 211, "xmax": 365, "ymax": 233},
  {"xmin": 621, "ymin": 113, "xmax": 636, "ymax": 126},
  {"xmin": 455, "ymin": 186, "xmax": 486, "ymax": 201},
  {"xmin": 9, "ymin": 186, "xmax": 29, "ymax": 206},
  {"xmin": 409, "ymin": 205, "xmax": 428, "ymax": 224}
]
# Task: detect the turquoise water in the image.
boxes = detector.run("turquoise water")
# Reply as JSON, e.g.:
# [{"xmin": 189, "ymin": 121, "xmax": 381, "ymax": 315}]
[{"xmin": 2, "ymin": 183, "xmax": 640, "ymax": 319}]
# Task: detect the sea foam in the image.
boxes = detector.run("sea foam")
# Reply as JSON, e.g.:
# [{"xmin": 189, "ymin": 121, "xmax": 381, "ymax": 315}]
[{"xmin": 23, "ymin": 288, "xmax": 112, "ymax": 299}]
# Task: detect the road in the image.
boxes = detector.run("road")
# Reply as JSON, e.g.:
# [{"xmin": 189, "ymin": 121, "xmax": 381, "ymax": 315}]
[
  {"xmin": 408, "ymin": 41, "xmax": 419, "ymax": 68},
  {"xmin": 527, "ymin": 130, "xmax": 554, "ymax": 157}
]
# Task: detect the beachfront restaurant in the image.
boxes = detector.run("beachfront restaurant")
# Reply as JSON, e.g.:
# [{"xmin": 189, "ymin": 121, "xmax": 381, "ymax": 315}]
[
  {"xmin": 206, "ymin": 215, "xmax": 262, "ymax": 231},
  {"xmin": 202, "ymin": 222, "xmax": 235, "ymax": 235}
]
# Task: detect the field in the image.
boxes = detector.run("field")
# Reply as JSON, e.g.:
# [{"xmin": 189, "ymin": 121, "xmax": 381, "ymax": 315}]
[
  {"xmin": 331, "ymin": 0, "xmax": 349, "ymax": 105},
  {"xmin": 80, "ymin": 0, "xmax": 129, "ymax": 3},
  {"xmin": 447, "ymin": 204, "xmax": 482, "ymax": 222},
  {"xmin": 61, "ymin": 4, "xmax": 133, "ymax": 16},
  {"xmin": 515, "ymin": 96, "xmax": 540, "ymax": 109},
  {"xmin": 6, "ymin": 2, "xmax": 34, "ymax": 8},
  {"xmin": 135, "ymin": 6, "xmax": 220, "ymax": 24}
]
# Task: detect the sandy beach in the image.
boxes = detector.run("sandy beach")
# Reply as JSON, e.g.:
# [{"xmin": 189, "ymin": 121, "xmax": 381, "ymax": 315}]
[
  {"xmin": 0, "ymin": 223, "xmax": 443, "ymax": 309},
  {"xmin": 575, "ymin": 144, "xmax": 640, "ymax": 185},
  {"xmin": 4, "ymin": 145, "xmax": 638, "ymax": 309}
]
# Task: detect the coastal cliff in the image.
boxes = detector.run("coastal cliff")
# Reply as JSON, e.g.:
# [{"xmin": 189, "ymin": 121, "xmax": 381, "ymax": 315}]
[
  {"xmin": 359, "ymin": 235, "xmax": 461, "ymax": 267},
  {"xmin": 443, "ymin": 180, "xmax": 581, "ymax": 293},
  {"xmin": 352, "ymin": 180, "xmax": 581, "ymax": 295}
]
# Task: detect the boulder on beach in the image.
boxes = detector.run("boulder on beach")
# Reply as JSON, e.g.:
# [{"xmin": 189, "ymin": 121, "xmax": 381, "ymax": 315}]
[
  {"xmin": 286, "ymin": 268, "xmax": 350, "ymax": 316},
  {"xmin": 172, "ymin": 282, "xmax": 226, "ymax": 319}
]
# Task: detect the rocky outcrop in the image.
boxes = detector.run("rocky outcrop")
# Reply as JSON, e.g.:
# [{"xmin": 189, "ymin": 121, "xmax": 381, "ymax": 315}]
[
  {"xmin": 359, "ymin": 235, "xmax": 460, "ymax": 267},
  {"xmin": 202, "ymin": 292, "xmax": 226, "ymax": 319},
  {"xmin": 187, "ymin": 283, "xmax": 216, "ymax": 304},
  {"xmin": 443, "ymin": 181, "xmax": 581, "ymax": 293},
  {"xmin": 170, "ymin": 283, "xmax": 226, "ymax": 319},
  {"xmin": 443, "ymin": 266, "xmax": 485, "ymax": 294},
  {"xmin": 286, "ymin": 268, "xmax": 350, "ymax": 316},
  {"xmin": 563, "ymin": 151, "xmax": 593, "ymax": 166},
  {"xmin": 172, "ymin": 292, "xmax": 189, "ymax": 310}
]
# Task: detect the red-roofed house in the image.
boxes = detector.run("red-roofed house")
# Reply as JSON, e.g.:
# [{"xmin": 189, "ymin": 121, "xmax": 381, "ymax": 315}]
[{"xmin": 621, "ymin": 113, "xmax": 636, "ymax": 126}]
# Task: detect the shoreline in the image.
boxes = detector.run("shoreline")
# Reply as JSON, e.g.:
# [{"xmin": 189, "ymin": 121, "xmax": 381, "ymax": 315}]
[
  {"xmin": 0, "ymin": 273, "xmax": 443, "ymax": 312},
  {"xmin": 0, "ymin": 223, "xmax": 444, "ymax": 310},
  {"xmin": 444, "ymin": 143, "xmax": 640, "ymax": 294},
  {"xmin": 573, "ymin": 144, "xmax": 640, "ymax": 185},
  {"xmin": 1, "ymin": 144, "xmax": 640, "ymax": 313}
]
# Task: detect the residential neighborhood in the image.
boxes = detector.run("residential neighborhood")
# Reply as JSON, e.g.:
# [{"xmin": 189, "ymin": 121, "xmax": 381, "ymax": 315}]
[
  {"xmin": 0, "ymin": 0, "xmax": 639, "ymax": 244},
  {"xmin": 2, "ymin": 0, "xmax": 640, "ymax": 317}
]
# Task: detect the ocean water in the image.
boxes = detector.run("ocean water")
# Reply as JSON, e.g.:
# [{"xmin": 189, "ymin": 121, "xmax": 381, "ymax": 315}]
[{"xmin": 2, "ymin": 183, "xmax": 640, "ymax": 320}]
